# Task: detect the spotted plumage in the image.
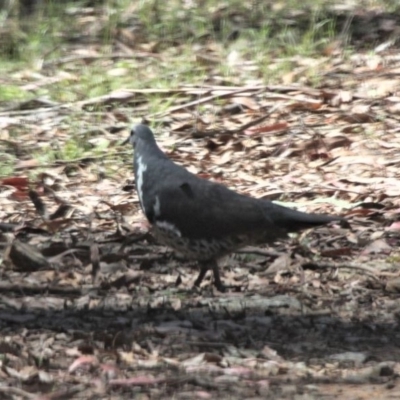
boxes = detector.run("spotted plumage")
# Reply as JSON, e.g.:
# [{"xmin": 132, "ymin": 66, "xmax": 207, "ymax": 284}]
[{"xmin": 127, "ymin": 124, "xmax": 344, "ymax": 291}]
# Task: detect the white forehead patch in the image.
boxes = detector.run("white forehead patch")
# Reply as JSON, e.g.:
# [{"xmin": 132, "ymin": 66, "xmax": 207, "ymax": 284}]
[
  {"xmin": 156, "ymin": 220, "xmax": 182, "ymax": 237},
  {"xmin": 136, "ymin": 155, "xmax": 148, "ymax": 213},
  {"xmin": 154, "ymin": 196, "xmax": 161, "ymax": 217}
]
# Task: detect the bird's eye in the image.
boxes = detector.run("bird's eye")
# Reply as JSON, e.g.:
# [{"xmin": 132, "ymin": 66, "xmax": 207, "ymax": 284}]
[{"xmin": 130, "ymin": 130, "xmax": 136, "ymax": 146}]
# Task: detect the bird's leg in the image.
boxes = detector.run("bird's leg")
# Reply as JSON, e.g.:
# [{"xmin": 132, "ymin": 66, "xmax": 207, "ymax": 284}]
[
  {"xmin": 194, "ymin": 262, "xmax": 209, "ymax": 287},
  {"xmin": 210, "ymin": 260, "xmax": 225, "ymax": 292},
  {"xmin": 195, "ymin": 260, "xmax": 225, "ymax": 292}
]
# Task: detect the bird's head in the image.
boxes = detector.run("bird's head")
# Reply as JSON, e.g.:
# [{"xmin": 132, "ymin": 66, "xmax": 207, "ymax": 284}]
[{"xmin": 125, "ymin": 124, "xmax": 156, "ymax": 148}]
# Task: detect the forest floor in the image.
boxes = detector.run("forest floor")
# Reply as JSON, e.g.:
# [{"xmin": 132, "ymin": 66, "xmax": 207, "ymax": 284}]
[{"xmin": 1, "ymin": 1, "xmax": 400, "ymax": 398}]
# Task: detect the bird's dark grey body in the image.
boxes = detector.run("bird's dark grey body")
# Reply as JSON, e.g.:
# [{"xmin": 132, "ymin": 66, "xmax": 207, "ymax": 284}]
[{"xmin": 129, "ymin": 124, "xmax": 343, "ymax": 290}]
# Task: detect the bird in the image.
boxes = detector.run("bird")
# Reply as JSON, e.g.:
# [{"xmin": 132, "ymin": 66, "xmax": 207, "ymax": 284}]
[{"xmin": 126, "ymin": 124, "xmax": 344, "ymax": 291}]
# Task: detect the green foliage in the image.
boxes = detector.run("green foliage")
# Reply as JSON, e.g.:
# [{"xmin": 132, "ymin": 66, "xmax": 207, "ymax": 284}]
[
  {"xmin": 0, "ymin": 84, "xmax": 29, "ymax": 102},
  {"xmin": 0, "ymin": 0, "xmax": 384, "ymax": 177},
  {"xmin": 0, "ymin": 152, "xmax": 16, "ymax": 177}
]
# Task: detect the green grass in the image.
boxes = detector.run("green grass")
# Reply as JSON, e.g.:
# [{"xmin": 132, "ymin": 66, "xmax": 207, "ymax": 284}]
[
  {"xmin": 0, "ymin": 84, "xmax": 30, "ymax": 102},
  {"xmin": 0, "ymin": 153, "xmax": 16, "ymax": 177},
  {"xmin": 0, "ymin": 0, "xmax": 384, "ymax": 177}
]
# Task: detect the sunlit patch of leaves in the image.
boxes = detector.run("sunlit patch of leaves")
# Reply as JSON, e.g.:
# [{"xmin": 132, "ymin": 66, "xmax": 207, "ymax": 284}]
[
  {"xmin": 0, "ymin": 152, "xmax": 16, "ymax": 177},
  {"xmin": 35, "ymin": 137, "xmax": 89, "ymax": 165},
  {"xmin": 0, "ymin": 84, "xmax": 29, "ymax": 102}
]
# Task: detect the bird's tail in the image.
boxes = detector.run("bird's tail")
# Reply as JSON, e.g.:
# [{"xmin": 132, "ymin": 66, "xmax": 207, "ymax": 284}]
[{"xmin": 268, "ymin": 202, "xmax": 344, "ymax": 232}]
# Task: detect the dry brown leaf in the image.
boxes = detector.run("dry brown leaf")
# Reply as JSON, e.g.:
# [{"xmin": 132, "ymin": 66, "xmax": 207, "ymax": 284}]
[
  {"xmin": 265, "ymin": 254, "xmax": 291, "ymax": 274},
  {"xmin": 231, "ymin": 96, "xmax": 259, "ymax": 110},
  {"xmin": 362, "ymin": 239, "xmax": 392, "ymax": 255},
  {"xmin": 245, "ymin": 122, "xmax": 288, "ymax": 135}
]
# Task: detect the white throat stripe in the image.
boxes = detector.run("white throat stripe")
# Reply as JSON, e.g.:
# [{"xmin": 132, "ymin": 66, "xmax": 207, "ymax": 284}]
[{"xmin": 136, "ymin": 155, "xmax": 148, "ymax": 212}]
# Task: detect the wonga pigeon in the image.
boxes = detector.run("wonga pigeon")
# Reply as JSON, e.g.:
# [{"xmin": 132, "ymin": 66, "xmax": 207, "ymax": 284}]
[{"xmin": 127, "ymin": 124, "xmax": 344, "ymax": 291}]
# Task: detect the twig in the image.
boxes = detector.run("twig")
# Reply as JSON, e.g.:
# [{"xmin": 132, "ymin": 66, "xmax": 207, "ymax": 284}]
[
  {"xmin": 236, "ymin": 247, "xmax": 281, "ymax": 257},
  {"xmin": 186, "ymin": 341, "xmax": 228, "ymax": 349},
  {"xmin": 48, "ymin": 249, "xmax": 87, "ymax": 264},
  {"xmin": 44, "ymin": 384, "xmax": 88, "ymax": 400},
  {"xmin": 42, "ymin": 52, "xmax": 162, "ymax": 68},
  {"xmin": 0, "ymin": 283, "xmax": 85, "ymax": 296},
  {"xmin": 0, "ymin": 385, "xmax": 37, "ymax": 399},
  {"xmin": 231, "ymin": 103, "xmax": 282, "ymax": 134},
  {"xmin": 0, "ymin": 106, "xmax": 66, "ymax": 117},
  {"xmin": 303, "ymin": 261, "xmax": 385, "ymax": 281},
  {"xmin": 147, "ymin": 86, "xmax": 268, "ymax": 118},
  {"xmin": 14, "ymin": 152, "xmax": 130, "ymax": 170}
]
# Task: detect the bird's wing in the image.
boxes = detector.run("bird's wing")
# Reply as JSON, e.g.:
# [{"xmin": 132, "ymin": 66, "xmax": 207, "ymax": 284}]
[
  {"xmin": 138, "ymin": 156, "xmax": 340, "ymax": 242},
  {"xmin": 149, "ymin": 174, "xmax": 286, "ymax": 240}
]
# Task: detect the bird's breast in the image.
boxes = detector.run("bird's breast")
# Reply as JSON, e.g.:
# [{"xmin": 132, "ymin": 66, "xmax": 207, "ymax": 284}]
[
  {"xmin": 150, "ymin": 219, "xmax": 256, "ymax": 261},
  {"xmin": 135, "ymin": 155, "xmax": 148, "ymax": 214}
]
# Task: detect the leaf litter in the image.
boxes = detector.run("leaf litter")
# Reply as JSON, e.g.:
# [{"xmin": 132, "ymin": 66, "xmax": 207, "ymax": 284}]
[{"xmin": 1, "ymin": 3, "xmax": 400, "ymax": 399}]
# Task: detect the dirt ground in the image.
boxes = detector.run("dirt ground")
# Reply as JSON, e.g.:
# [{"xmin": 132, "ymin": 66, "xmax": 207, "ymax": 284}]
[
  {"xmin": 2, "ymin": 126, "xmax": 400, "ymax": 399},
  {"xmin": 2, "ymin": 3, "xmax": 400, "ymax": 399},
  {"xmin": 1, "ymin": 222, "xmax": 400, "ymax": 399}
]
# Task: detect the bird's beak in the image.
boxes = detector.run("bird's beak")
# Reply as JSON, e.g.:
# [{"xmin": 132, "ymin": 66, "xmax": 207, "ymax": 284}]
[
  {"xmin": 121, "ymin": 136, "xmax": 130, "ymax": 146},
  {"xmin": 122, "ymin": 129, "xmax": 136, "ymax": 146}
]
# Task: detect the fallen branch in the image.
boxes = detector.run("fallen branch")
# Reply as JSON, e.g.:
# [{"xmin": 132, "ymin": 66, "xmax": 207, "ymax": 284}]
[
  {"xmin": 147, "ymin": 86, "xmax": 267, "ymax": 118},
  {"xmin": 231, "ymin": 103, "xmax": 282, "ymax": 134},
  {"xmin": 0, "ymin": 385, "xmax": 36, "ymax": 399},
  {"xmin": 303, "ymin": 261, "xmax": 389, "ymax": 281},
  {"xmin": 42, "ymin": 52, "xmax": 162, "ymax": 68},
  {"xmin": 0, "ymin": 283, "xmax": 85, "ymax": 296}
]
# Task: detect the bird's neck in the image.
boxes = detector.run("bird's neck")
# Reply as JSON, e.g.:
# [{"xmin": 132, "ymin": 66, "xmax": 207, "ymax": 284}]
[{"xmin": 136, "ymin": 141, "xmax": 168, "ymax": 161}]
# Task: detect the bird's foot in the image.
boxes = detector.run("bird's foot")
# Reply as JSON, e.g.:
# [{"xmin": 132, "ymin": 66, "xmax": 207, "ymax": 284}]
[
  {"xmin": 193, "ymin": 260, "xmax": 224, "ymax": 292},
  {"xmin": 194, "ymin": 260, "xmax": 243, "ymax": 292}
]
